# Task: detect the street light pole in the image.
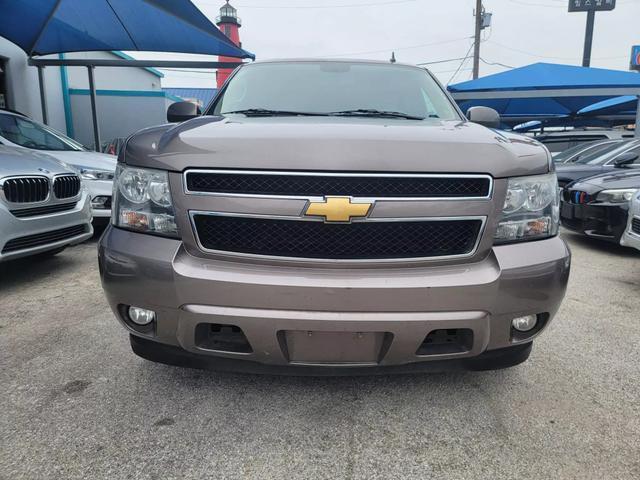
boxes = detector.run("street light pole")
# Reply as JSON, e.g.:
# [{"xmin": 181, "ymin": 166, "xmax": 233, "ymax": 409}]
[{"xmin": 472, "ymin": 0, "xmax": 482, "ymax": 79}]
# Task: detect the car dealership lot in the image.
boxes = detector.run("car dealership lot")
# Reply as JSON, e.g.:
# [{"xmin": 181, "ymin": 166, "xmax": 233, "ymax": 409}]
[{"xmin": 1, "ymin": 231, "xmax": 639, "ymax": 480}]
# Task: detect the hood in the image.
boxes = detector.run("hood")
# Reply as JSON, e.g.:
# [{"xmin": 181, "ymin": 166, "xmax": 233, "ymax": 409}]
[
  {"xmin": 0, "ymin": 145, "xmax": 76, "ymax": 177},
  {"xmin": 123, "ymin": 116, "xmax": 551, "ymax": 178},
  {"xmin": 42, "ymin": 150, "xmax": 117, "ymax": 172},
  {"xmin": 573, "ymin": 169, "xmax": 640, "ymax": 192}
]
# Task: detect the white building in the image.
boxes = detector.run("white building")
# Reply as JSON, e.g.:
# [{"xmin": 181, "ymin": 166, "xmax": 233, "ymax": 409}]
[{"xmin": 1, "ymin": 38, "xmax": 181, "ymax": 148}]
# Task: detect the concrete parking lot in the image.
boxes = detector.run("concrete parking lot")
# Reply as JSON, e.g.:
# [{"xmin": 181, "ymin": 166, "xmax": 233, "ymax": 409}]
[{"xmin": 1, "ymin": 230, "xmax": 639, "ymax": 480}]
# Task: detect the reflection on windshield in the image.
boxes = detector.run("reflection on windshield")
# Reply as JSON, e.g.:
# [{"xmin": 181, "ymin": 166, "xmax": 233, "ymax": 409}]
[
  {"xmin": 572, "ymin": 142, "xmax": 630, "ymax": 165},
  {"xmin": 0, "ymin": 114, "xmax": 84, "ymax": 151}
]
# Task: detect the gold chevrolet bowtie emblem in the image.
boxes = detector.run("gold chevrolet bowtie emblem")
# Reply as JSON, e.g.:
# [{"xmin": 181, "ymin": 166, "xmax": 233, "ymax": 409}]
[{"xmin": 305, "ymin": 196, "xmax": 372, "ymax": 223}]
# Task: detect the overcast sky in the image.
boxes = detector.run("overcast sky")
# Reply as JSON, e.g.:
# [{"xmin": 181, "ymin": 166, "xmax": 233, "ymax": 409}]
[{"xmin": 135, "ymin": 0, "xmax": 640, "ymax": 89}]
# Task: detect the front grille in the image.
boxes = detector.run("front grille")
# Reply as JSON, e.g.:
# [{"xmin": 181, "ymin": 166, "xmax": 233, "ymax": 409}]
[
  {"xmin": 2, "ymin": 225, "xmax": 88, "ymax": 254},
  {"xmin": 192, "ymin": 214, "xmax": 483, "ymax": 260},
  {"xmin": 185, "ymin": 171, "xmax": 492, "ymax": 198},
  {"xmin": 1, "ymin": 177, "xmax": 49, "ymax": 203},
  {"xmin": 632, "ymin": 217, "xmax": 640, "ymax": 235},
  {"xmin": 11, "ymin": 202, "xmax": 77, "ymax": 218},
  {"xmin": 564, "ymin": 189, "xmax": 592, "ymax": 204},
  {"xmin": 53, "ymin": 175, "xmax": 81, "ymax": 199}
]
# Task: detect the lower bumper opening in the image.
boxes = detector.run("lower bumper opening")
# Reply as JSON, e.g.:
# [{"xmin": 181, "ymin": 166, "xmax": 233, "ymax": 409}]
[
  {"xmin": 195, "ymin": 323, "xmax": 253, "ymax": 353},
  {"xmin": 416, "ymin": 328, "xmax": 474, "ymax": 355}
]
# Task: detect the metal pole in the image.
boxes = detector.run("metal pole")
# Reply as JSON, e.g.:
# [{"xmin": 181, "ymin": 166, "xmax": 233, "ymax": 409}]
[
  {"xmin": 37, "ymin": 66, "xmax": 48, "ymax": 125},
  {"xmin": 582, "ymin": 9, "xmax": 596, "ymax": 67},
  {"xmin": 472, "ymin": 0, "xmax": 482, "ymax": 79},
  {"xmin": 635, "ymin": 96, "xmax": 640, "ymax": 138},
  {"xmin": 87, "ymin": 66, "xmax": 101, "ymax": 152}
]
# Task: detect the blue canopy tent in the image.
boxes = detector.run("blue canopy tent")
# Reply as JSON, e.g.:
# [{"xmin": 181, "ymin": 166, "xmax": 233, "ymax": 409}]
[
  {"xmin": 448, "ymin": 63, "xmax": 640, "ymax": 133},
  {"xmin": 0, "ymin": 0, "xmax": 255, "ymax": 149},
  {"xmin": 577, "ymin": 95, "xmax": 638, "ymax": 125}
]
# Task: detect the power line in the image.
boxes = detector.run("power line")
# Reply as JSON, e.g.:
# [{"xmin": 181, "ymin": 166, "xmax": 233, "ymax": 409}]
[
  {"xmin": 487, "ymin": 40, "xmax": 627, "ymax": 61},
  {"xmin": 480, "ymin": 57, "xmax": 514, "ymax": 69},
  {"xmin": 318, "ymin": 36, "xmax": 472, "ymax": 58},
  {"xmin": 448, "ymin": 41, "xmax": 476, "ymax": 85}
]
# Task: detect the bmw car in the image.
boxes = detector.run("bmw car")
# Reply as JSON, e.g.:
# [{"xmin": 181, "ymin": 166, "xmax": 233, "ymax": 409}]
[
  {"xmin": 560, "ymin": 169, "xmax": 640, "ymax": 244},
  {"xmin": 0, "ymin": 109, "xmax": 116, "ymax": 223}
]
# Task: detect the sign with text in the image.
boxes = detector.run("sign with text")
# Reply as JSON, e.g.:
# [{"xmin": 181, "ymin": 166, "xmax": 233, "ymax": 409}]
[
  {"xmin": 568, "ymin": 0, "xmax": 616, "ymax": 12},
  {"xmin": 631, "ymin": 46, "xmax": 640, "ymax": 71}
]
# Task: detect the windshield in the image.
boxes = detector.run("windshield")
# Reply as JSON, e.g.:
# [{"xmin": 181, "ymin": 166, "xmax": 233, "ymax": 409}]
[
  {"xmin": 210, "ymin": 62, "xmax": 461, "ymax": 121},
  {"xmin": 0, "ymin": 113, "xmax": 85, "ymax": 151},
  {"xmin": 554, "ymin": 140, "xmax": 616, "ymax": 163},
  {"xmin": 572, "ymin": 141, "xmax": 634, "ymax": 165}
]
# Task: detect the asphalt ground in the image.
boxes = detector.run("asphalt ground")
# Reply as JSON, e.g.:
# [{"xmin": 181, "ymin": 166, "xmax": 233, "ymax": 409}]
[{"xmin": 1, "ymin": 230, "xmax": 639, "ymax": 480}]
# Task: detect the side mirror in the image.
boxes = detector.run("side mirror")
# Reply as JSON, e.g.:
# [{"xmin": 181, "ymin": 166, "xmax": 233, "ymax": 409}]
[
  {"xmin": 613, "ymin": 151, "xmax": 639, "ymax": 168},
  {"xmin": 466, "ymin": 106, "xmax": 501, "ymax": 129},
  {"xmin": 167, "ymin": 101, "xmax": 201, "ymax": 123}
]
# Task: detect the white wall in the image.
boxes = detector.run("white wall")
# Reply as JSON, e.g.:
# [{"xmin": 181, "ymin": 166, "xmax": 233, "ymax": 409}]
[{"xmin": 0, "ymin": 38, "xmax": 67, "ymax": 133}]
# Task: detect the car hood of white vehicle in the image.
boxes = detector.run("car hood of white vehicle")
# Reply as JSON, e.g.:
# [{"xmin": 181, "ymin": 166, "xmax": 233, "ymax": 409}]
[
  {"xmin": 0, "ymin": 145, "xmax": 78, "ymax": 177},
  {"xmin": 42, "ymin": 150, "xmax": 117, "ymax": 173}
]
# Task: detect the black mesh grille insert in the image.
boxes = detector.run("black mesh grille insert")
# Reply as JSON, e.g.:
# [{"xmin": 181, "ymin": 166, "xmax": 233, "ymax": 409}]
[
  {"xmin": 11, "ymin": 202, "xmax": 77, "ymax": 218},
  {"xmin": 53, "ymin": 175, "xmax": 81, "ymax": 199},
  {"xmin": 632, "ymin": 217, "xmax": 640, "ymax": 235},
  {"xmin": 193, "ymin": 215, "xmax": 483, "ymax": 259},
  {"xmin": 2, "ymin": 225, "xmax": 88, "ymax": 253},
  {"xmin": 2, "ymin": 177, "xmax": 49, "ymax": 203},
  {"xmin": 186, "ymin": 172, "xmax": 491, "ymax": 198}
]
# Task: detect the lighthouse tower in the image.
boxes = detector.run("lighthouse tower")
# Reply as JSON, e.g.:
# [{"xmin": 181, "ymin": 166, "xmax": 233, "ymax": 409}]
[{"xmin": 216, "ymin": 1, "xmax": 243, "ymax": 88}]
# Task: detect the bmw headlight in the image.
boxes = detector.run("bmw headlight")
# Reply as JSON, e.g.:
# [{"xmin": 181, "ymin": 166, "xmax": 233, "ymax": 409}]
[
  {"xmin": 595, "ymin": 189, "xmax": 637, "ymax": 204},
  {"xmin": 494, "ymin": 173, "xmax": 559, "ymax": 244},
  {"xmin": 112, "ymin": 165, "xmax": 178, "ymax": 238},
  {"xmin": 80, "ymin": 168, "xmax": 114, "ymax": 181}
]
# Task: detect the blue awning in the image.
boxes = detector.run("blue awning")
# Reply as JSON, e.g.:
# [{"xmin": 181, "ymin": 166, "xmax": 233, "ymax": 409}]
[
  {"xmin": 0, "ymin": 0, "xmax": 254, "ymax": 59},
  {"xmin": 578, "ymin": 95, "xmax": 638, "ymax": 116},
  {"xmin": 448, "ymin": 63, "xmax": 640, "ymax": 126}
]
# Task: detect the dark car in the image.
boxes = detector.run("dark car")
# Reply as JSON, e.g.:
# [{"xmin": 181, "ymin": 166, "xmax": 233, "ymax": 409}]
[
  {"xmin": 560, "ymin": 168, "xmax": 640, "ymax": 244},
  {"xmin": 555, "ymin": 139, "xmax": 640, "ymax": 188},
  {"xmin": 553, "ymin": 139, "xmax": 624, "ymax": 164}
]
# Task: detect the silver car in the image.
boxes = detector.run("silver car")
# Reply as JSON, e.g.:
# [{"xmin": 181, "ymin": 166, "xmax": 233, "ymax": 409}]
[
  {"xmin": 621, "ymin": 190, "xmax": 640, "ymax": 252},
  {"xmin": 0, "ymin": 109, "xmax": 116, "ymax": 222},
  {"xmin": 0, "ymin": 146, "xmax": 93, "ymax": 262}
]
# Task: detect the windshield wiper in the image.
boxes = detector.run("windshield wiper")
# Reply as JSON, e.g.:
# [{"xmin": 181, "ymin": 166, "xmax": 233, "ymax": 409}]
[
  {"xmin": 222, "ymin": 108, "xmax": 327, "ymax": 117},
  {"xmin": 327, "ymin": 109, "xmax": 425, "ymax": 120}
]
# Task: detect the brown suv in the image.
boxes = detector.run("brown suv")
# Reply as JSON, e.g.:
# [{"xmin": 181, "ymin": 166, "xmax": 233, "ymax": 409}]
[{"xmin": 98, "ymin": 60, "xmax": 570, "ymax": 374}]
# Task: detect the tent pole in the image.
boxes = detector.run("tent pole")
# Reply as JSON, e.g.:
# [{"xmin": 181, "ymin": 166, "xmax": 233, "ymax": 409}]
[
  {"xmin": 87, "ymin": 66, "xmax": 101, "ymax": 151},
  {"xmin": 635, "ymin": 96, "xmax": 640, "ymax": 138},
  {"xmin": 37, "ymin": 65, "xmax": 48, "ymax": 125}
]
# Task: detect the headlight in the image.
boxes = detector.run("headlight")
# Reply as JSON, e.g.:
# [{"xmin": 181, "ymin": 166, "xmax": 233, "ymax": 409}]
[
  {"xmin": 112, "ymin": 165, "xmax": 178, "ymax": 238},
  {"xmin": 80, "ymin": 168, "xmax": 114, "ymax": 181},
  {"xmin": 494, "ymin": 173, "xmax": 559, "ymax": 244},
  {"xmin": 595, "ymin": 189, "xmax": 637, "ymax": 204}
]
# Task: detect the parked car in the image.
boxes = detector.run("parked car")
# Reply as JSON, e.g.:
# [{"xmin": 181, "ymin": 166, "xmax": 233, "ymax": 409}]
[
  {"xmin": 534, "ymin": 129, "xmax": 634, "ymax": 154},
  {"xmin": 555, "ymin": 139, "xmax": 640, "ymax": 188},
  {"xmin": 552, "ymin": 139, "xmax": 625, "ymax": 164},
  {"xmin": 0, "ymin": 109, "xmax": 116, "ymax": 223},
  {"xmin": 560, "ymin": 168, "xmax": 640, "ymax": 244},
  {"xmin": 0, "ymin": 146, "xmax": 93, "ymax": 262},
  {"xmin": 98, "ymin": 59, "xmax": 570, "ymax": 374},
  {"xmin": 620, "ymin": 190, "xmax": 640, "ymax": 252}
]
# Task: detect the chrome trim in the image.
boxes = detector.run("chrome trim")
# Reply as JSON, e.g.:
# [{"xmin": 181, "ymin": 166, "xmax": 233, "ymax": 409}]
[
  {"xmin": 182, "ymin": 169, "xmax": 494, "ymax": 201},
  {"xmin": 188, "ymin": 210, "xmax": 487, "ymax": 263}
]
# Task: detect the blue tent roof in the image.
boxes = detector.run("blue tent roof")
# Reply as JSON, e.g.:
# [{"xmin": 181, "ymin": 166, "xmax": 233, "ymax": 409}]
[
  {"xmin": 449, "ymin": 63, "xmax": 640, "ymax": 92},
  {"xmin": 578, "ymin": 95, "xmax": 637, "ymax": 116},
  {"xmin": 0, "ymin": 0, "xmax": 254, "ymax": 59},
  {"xmin": 448, "ymin": 63, "xmax": 640, "ymax": 127}
]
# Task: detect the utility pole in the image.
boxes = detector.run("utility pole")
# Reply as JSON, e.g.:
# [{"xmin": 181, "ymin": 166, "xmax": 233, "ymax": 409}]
[{"xmin": 472, "ymin": 0, "xmax": 482, "ymax": 80}]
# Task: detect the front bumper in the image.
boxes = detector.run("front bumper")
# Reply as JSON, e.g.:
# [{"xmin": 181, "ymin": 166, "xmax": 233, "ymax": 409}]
[
  {"xmin": 560, "ymin": 199, "xmax": 628, "ymax": 243},
  {"xmin": 0, "ymin": 191, "xmax": 93, "ymax": 262},
  {"xmin": 99, "ymin": 226, "xmax": 571, "ymax": 370}
]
